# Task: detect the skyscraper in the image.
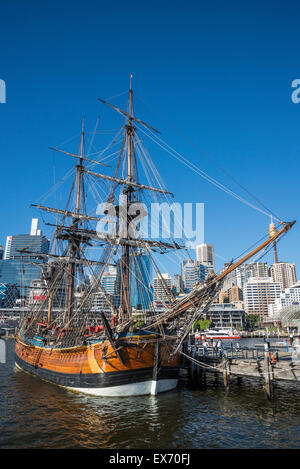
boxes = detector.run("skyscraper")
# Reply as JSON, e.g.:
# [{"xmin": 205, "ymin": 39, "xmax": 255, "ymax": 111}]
[
  {"xmin": 153, "ymin": 273, "xmax": 172, "ymax": 303},
  {"xmin": 181, "ymin": 259, "xmax": 214, "ymax": 293},
  {"xmin": 222, "ymin": 262, "xmax": 269, "ymax": 291},
  {"xmin": 0, "ymin": 219, "xmax": 49, "ymax": 297},
  {"xmin": 4, "ymin": 219, "xmax": 48, "ymax": 260},
  {"xmin": 92, "ymin": 265, "xmax": 121, "ymax": 311},
  {"xmin": 173, "ymin": 274, "xmax": 183, "ymax": 294},
  {"xmin": 269, "ymin": 262, "xmax": 297, "ymax": 291},
  {"xmin": 181, "ymin": 259, "xmax": 197, "ymax": 292},
  {"xmin": 196, "ymin": 243, "xmax": 214, "ymax": 266},
  {"xmin": 131, "ymin": 253, "xmax": 152, "ymax": 309},
  {"xmin": 243, "ymin": 277, "xmax": 281, "ymax": 319}
]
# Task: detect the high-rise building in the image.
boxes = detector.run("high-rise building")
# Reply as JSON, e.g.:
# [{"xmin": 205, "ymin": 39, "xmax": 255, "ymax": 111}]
[
  {"xmin": 0, "ymin": 219, "xmax": 49, "ymax": 297},
  {"xmin": 222, "ymin": 262, "xmax": 269, "ymax": 291},
  {"xmin": 269, "ymin": 262, "xmax": 297, "ymax": 291},
  {"xmin": 196, "ymin": 262, "xmax": 214, "ymax": 282},
  {"xmin": 268, "ymin": 281, "xmax": 300, "ymax": 316},
  {"xmin": 218, "ymin": 285, "xmax": 243, "ymax": 305},
  {"xmin": 218, "ymin": 290, "xmax": 229, "ymax": 304},
  {"xmin": 181, "ymin": 259, "xmax": 214, "ymax": 293},
  {"xmin": 228, "ymin": 285, "xmax": 243, "ymax": 303},
  {"xmin": 196, "ymin": 243, "xmax": 214, "ymax": 266},
  {"xmin": 92, "ymin": 266, "xmax": 121, "ymax": 311},
  {"xmin": 153, "ymin": 273, "xmax": 172, "ymax": 303},
  {"xmin": 0, "ymin": 245, "xmax": 3, "ymax": 260},
  {"xmin": 181, "ymin": 259, "xmax": 197, "ymax": 292},
  {"xmin": 4, "ymin": 219, "xmax": 48, "ymax": 260},
  {"xmin": 243, "ymin": 277, "xmax": 281, "ymax": 319},
  {"xmin": 0, "ymin": 282, "xmax": 19, "ymax": 307},
  {"xmin": 131, "ymin": 253, "xmax": 152, "ymax": 309},
  {"xmin": 173, "ymin": 274, "xmax": 183, "ymax": 294}
]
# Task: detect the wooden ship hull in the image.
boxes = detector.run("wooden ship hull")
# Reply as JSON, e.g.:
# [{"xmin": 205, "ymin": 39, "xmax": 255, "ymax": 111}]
[{"xmin": 15, "ymin": 332, "xmax": 180, "ymax": 396}]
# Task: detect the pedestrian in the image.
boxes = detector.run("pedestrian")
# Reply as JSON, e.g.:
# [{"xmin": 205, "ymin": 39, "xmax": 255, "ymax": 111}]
[
  {"xmin": 203, "ymin": 340, "xmax": 208, "ymax": 356},
  {"xmin": 264, "ymin": 338, "xmax": 269, "ymax": 355},
  {"xmin": 217, "ymin": 339, "xmax": 223, "ymax": 358}
]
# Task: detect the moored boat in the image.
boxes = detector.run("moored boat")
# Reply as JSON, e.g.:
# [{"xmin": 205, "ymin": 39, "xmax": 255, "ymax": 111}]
[{"xmin": 204, "ymin": 328, "xmax": 241, "ymax": 340}]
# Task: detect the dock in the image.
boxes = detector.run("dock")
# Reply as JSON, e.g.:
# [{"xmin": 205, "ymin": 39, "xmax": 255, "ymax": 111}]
[{"xmin": 181, "ymin": 343, "xmax": 300, "ymax": 399}]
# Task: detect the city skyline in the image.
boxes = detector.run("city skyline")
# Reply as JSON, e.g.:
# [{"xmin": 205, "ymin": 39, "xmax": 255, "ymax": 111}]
[{"xmin": 0, "ymin": 217, "xmax": 297, "ymax": 295}]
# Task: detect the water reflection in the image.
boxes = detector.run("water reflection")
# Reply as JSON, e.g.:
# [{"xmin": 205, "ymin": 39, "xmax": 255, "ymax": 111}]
[{"xmin": 0, "ymin": 339, "xmax": 299, "ymax": 448}]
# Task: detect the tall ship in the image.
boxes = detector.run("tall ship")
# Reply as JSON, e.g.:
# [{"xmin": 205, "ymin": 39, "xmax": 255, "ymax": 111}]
[{"xmin": 15, "ymin": 78, "xmax": 295, "ymax": 396}]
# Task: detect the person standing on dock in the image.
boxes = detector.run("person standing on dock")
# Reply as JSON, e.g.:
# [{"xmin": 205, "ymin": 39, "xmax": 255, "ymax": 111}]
[
  {"xmin": 264, "ymin": 338, "xmax": 270, "ymax": 356},
  {"xmin": 217, "ymin": 339, "xmax": 223, "ymax": 358}
]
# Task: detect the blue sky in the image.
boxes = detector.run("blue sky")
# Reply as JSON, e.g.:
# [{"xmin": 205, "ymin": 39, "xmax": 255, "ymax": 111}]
[{"xmin": 0, "ymin": 0, "xmax": 299, "ymax": 277}]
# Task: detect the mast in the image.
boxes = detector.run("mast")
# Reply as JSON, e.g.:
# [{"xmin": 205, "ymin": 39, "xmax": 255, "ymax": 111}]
[
  {"xmin": 120, "ymin": 75, "xmax": 134, "ymax": 320},
  {"xmin": 269, "ymin": 220, "xmax": 279, "ymax": 263},
  {"xmin": 66, "ymin": 118, "xmax": 85, "ymax": 322}
]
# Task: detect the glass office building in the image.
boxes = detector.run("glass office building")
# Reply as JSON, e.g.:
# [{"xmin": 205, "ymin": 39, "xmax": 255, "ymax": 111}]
[{"xmin": 0, "ymin": 219, "xmax": 49, "ymax": 298}]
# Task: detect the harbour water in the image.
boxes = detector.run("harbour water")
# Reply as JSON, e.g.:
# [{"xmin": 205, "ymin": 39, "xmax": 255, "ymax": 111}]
[{"xmin": 0, "ymin": 338, "xmax": 299, "ymax": 449}]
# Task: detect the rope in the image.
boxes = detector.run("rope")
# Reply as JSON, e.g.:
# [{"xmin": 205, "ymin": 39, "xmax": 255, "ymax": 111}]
[{"xmin": 135, "ymin": 93, "xmax": 282, "ymax": 222}]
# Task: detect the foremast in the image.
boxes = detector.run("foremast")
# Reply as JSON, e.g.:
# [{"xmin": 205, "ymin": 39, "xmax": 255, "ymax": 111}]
[{"xmin": 66, "ymin": 118, "xmax": 85, "ymax": 322}]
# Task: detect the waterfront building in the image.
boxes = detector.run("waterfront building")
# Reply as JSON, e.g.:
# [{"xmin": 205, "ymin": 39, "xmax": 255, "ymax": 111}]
[
  {"xmin": 268, "ymin": 281, "xmax": 300, "ymax": 316},
  {"xmin": 243, "ymin": 276, "xmax": 281, "ymax": 319},
  {"xmin": 269, "ymin": 262, "xmax": 297, "ymax": 291},
  {"xmin": 0, "ymin": 219, "xmax": 49, "ymax": 297},
  {"xmin": 0, "ymin": 245, "xmax": 3, "ymax": 260},
  {"xmin": 207, "ymin": 303, "xmax": 246, "ymax": 329},
  {"xmin": 196, "ymin": 243, "xmax": 214, "ymax": 267}
]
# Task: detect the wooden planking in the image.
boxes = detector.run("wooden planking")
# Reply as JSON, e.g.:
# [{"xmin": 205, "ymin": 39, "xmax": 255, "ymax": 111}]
[{"xmin": 15, "ymin": 334, "xmax": 180, "ymax": 377}]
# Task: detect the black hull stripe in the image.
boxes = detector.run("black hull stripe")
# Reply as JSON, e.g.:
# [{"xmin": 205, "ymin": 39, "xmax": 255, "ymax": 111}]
[{"xmin": 15, "ymin": 354, "xmax": 179, "ymax": 389}]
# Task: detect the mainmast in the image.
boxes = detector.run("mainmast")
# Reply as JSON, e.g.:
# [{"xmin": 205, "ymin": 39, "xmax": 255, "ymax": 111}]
[{"xmin": 120, "ymin": 75, "xmax": 134, "ymax": 321}]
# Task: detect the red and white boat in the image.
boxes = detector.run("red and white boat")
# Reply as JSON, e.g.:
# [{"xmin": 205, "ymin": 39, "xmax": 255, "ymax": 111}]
[{"xmin": 195, "ymin": 328, "xmax": 241, "ymax": 340}]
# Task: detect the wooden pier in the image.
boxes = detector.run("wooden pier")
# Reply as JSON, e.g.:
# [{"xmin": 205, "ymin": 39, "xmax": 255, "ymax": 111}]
[{"xmin": 181, "ymin": 344, "xmax": 300, "ymax": 400}]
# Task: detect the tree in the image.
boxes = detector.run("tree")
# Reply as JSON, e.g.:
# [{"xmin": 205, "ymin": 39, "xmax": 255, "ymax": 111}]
[
  {"xmin": 246, "ymin": 314, "xmax": 261, "ymax": 330},
  {"xmin": 193, "ymin": 319, "xmax": 212, "ymax": 331},
  {"xmin": 133, "ymin": 321, "xmax": 144, "ymax": 329}
]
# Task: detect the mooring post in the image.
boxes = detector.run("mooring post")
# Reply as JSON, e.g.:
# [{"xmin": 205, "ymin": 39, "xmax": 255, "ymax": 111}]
[
  {"xmin": 223, "ymin": 357, "xmax": 230, "ymax": 390},
  {"xmin": 190, "ymin": 345, "xmax": 196, "ymax": 383},
  {"xmin": 263, "ymin": 354, "xmax": 273, "ymax": 400},
  {"xmin": 150, "ymin": 339, "xmax": 159, "ymax": 395}
]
